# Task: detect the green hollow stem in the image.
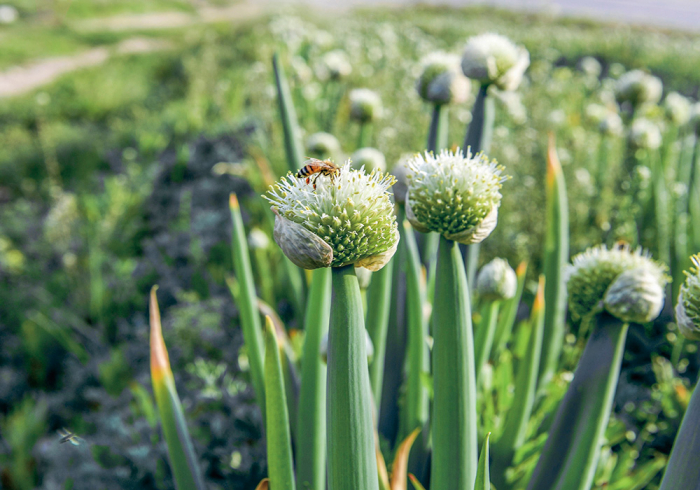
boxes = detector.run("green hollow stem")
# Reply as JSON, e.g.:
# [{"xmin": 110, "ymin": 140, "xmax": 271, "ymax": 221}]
[
  {"xmin": 427, "ymin": 104, "xmax": 449, "ymax": 154},
  {"xmin": 431, "ymin": 236, "xmax": 478, "ymax": 490},
  {"xmin": 464, "ymin": 83, "xmax": 495, "ymax": 286},
  {"xmin": 401, "ymin": 221, "xmax": 429, "ymax": 440},
  {"xmin": 327, "ymin": 265, "xmax": 379, "ymax": 490},
  {"xmin": 229, "ymin": 194, "xmax": 266, "ymax": 420},
  {"xmin": 659, "ymin": 371, "xmax": 700, "ymax": 490},
  {"xmin": 296, "ymin": 268, "xmax": 331, "ymax": 490},
  {"xmin": 527, "ymin": 312, "xmax": 629, "ymax": 490},
  {"xmin": 539, "ymin": 138, "xmax": 569, "ymax": 390},
  {"xmin": 264, "ymin": 318, "xmax": 296, "ymax": 490},
  {"xmin": 273, "ymin": 53, "xmax": 304, "ymax": 173},
  {"xmin": 474, "ymin": 300, "xmax": 500, "ymax": 384},
  {"xmin": 367, "ymin": 258, "xmax": 395, "ymax": 408},
  {"xmin": 492, "ymin": 278, "xmax": 545, "ymax": 490},
  {"xmin": 358, "ymin": 122, "xmax": 371, "ymax": 149},
  {"xmin": 492, "ymin": 261, "xmax": 528, "ymax": 358}
]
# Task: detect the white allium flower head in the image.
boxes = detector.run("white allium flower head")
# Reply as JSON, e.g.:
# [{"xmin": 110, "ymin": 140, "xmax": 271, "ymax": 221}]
[
  {"xmin": 664, "ymin": 92, "xmax": 691, "ymax": 125},
  {"xmin": 629, "ymin": 118, "xmax": 662, "ymax": 150},
  {"xmin": 567, "ymin": 243, "xmax": 668, "ymax": 320},
  {"xmin": 676, "ymin": 254, "xmax": 700, "ymax": 340},
  {"xmin": 599, "ymin": 112, "xmax": 624, "ymax": 137},
  {"xmin": 0, "ymin": 5, "xmax": 18, "ymax": 24},
  {"xmin": 351, "ymin": 147, "xmax": 386, "ymax": 173},
  {"xmin": 614, "ymin": 69, "xmax": 663, "ymax": 108},
  {"xmin": 416, "ymin": 51, "xmax": 471, "ymax": 105},
  {"xmin": 321, "ymin": 49, "xmax": 352, "ymax": 81},
  {"xmin": 306, "ymin": 132, "xmax": 341, "ymax": 159},
  {"xmin": 579, "ymin": 56, "xmax": 602, "ymax": 78},
  {"xmin": 405, "ymin": 148, "xmax": 507, "ymax": 244},
  {"xmin": 264, "ymin": 162, "xmax": 398, "ymax": 270},
  {"xmin": 476, "ymin": 258, "xmax": 517, "ymax": 301},
  {"xmin": 248, "ymin": 228, "xmax": 270, "ymax": 250},
  {"xmin": 604, "ymin": 268, "xmax": 665, "ymax": 324},
  {"xmin": 349, "ymin": 88, "xmax": 382, "ymax": 123},
  {"xmin": 460, "ymin": 33, "xmax": 530, "ymax": 91}
]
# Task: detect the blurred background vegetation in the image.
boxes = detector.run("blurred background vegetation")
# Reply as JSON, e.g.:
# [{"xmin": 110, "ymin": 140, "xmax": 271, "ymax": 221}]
[{"xmin": 1, "ymin": 1, "xmax": 700, "ymax": 488}]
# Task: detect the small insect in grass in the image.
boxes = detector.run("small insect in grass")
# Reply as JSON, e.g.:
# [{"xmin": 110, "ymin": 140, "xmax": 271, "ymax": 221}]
[
  {"xmin": 296, "ymin": 158, "xmax": 340, "ymax": 189},
  {"xmin": 58, "ymin": 428, "xmax": 84, "ymax": 446}
]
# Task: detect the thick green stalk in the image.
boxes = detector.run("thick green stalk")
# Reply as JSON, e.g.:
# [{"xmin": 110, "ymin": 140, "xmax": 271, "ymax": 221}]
[
  {"xmin": 474, "ymin": 434, "xmax": 491, "ymax": 490},
  {"xmin": 264, "ymin": 317, "xmax": 296, "ymax": 490},
  {"xmin": 296, "ymin": 268, "xmax": 331, "ymax": 490},
  {"xmin": 539, "ymin": 137, "xmax": 569, "ymax": 389},
  {"xmin": 492, "ymin": 277, "xmax": 545, "ymax": 488},
  {"xmin": 327, "ymin": 266, "xmax": 379, "ymax": 490},
  {"xmin": 149, "ymin": 287, "xmax": 206, "ymax": 490},
  {"xmin": 427, "ymin": 104, "xmax": 449, "ymax": 154},
  {"xmin": 273, "ymin": 53, "xmax": 304, "ymax": 173},
  {"xmin": 401, "ymin": 221, "xmax": 429, "ymax": 440},
  {"xmin": 527, "ymin": 313, "xmax": 629, "ymax": 490},
  {"xmin": 464, "ymin": 84, "xmax": 495, "ymax": 286},
  {"xmin": 474, "ymin": 300, "xmax": 500, "ymax": 383},
  {"xmin": 358, "ymin": 122, "xmax": 371, "ymax": 149},
  {"xmin": 492, "ymin": 261, "xmax": 528, "ymax": 358},
  {"xmin": 229, "ymin": 194, "xmax": 266, "ymax": 419},
  {"xmin": 367, "ymin": 258, "xmax": 394, "ymax": 406},
  {"xmin": 431, "ymin": 236, "xmax": 478, "ymax": 490},
  {"xmin": 659, "ymin": 371, "xmax": 700, "ymax": 490}
]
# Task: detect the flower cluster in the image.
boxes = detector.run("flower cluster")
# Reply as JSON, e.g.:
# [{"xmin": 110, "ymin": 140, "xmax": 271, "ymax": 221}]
[
  {"xmin": 676, "ymin": 254, "xmax": 700, "ymax": 340},
  {"xmin": 460, "ymin": 33, "xmax": 530, "ymax": 91},
  {"xmin": 614, "ymin": 69, "xmax": 663, "ymax": 108},
  {"xmin": 349, "ymin": 89, "xmax": 382, "ymax": 123},
  {"xmin": 405, "ymin": 148, "xmax": 507, "ymax": 244},
  {"xmin": 265, "ymin": 162, "xmax": 398, "ymax": 270},
  {"xmin": 416, "ymin": 51, "xmax": 471, "ymax": 105}
]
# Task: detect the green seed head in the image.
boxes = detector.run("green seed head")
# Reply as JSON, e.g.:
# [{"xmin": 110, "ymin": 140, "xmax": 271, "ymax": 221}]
[
  {"xmin": 306, "ymin": 132, "xmax": 341, "ymax": 160},
  {"xmin": 416, "ymin": 51, "xmax": 471, "ymax": 105},
  {"xmin": 676, "ymin": 254, "xmax": 700, "ymax": 340},
  {"xmin": 604, "ymin": 268, "xmax": 665, "ymax": 324},
  {"xmin": 405, "ymin": 148, "xmax": 507, "ymax": 244},
  {"xmin": 476, "ymin": 258, "xmax": 517, "ymax": 302},
  {"xmin": 265, "ymin": 162, "xmax": 399, "ymax": 270},
  {"xmin": 614, "ymin": 69, "xmax": 663, "ymax": 108},
  {"xmin": 349, "ymin": 88, "xmax": 382, "ymax": 123},
  {"xmin": 567, "ymin": 244, "xmax": 668, "ymax": 321},
  {"xmin": 460, "ymin": 33, "xmax": 530, "ymax": 91},
  {"xmin": 351, "ymin": 147, "xmax": 386, "ymax": 173}
]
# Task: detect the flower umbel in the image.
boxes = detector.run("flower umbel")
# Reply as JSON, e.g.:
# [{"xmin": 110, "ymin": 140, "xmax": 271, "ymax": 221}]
[
  {"xmin": 460, "ymin": 33, "xmax": 529, "ymax": 91},
  {"xmin": 676, "ymin": 254, "xmax": 700, "ymax": 340},
  {"xmin": 265, "ymin": 162, "xmax": 398, "ymax": 270},
  {"xmin": 405, "ymin": 148, "xmax": 507, "ymax": 244},
  {"xmin": 416, "ymin": 51, "xmax": 471, "ymax": 105},
  {"xmin": 567, "ymin": 244, "xmax": 668, "ymax": 321}
]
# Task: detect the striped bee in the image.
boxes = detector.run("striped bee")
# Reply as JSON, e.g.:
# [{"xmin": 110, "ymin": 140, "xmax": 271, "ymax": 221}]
[{"xmin": 296, "ymin": 158, "xmax": 340, "ymax": 189}]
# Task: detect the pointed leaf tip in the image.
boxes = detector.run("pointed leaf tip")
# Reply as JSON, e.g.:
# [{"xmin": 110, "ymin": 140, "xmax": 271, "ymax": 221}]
[
  {"xmin": 229, "ymin": 193, "xmax": 239, "ymax": 210},
  {"xmin": 408, "ymin": 474, "xmax": 427, "ymax": 490},
  {"xmin": 474, "ymin": 432, "xmax": 491, "ymax": 490},
  {"xmin": 255, "ymin": 479, "xmax": 270, "ymax": 490},
  {"xmin": 390, "ymin": 428, "xmax": 421, "ymax": 490},
  {"xmin": 516, "ymin": 260, "xmax": 528, "ymax": 277},
  {"xmin": 533, "ymin": 275, "xmax": 546, "ymax": 313},
  {"xmin": 547, "ymin": 132, "xmax": 562, "ymax": 184},
  {"xmin": 149, "ymin": 286, "xmax": 171, "ymax": 378}
]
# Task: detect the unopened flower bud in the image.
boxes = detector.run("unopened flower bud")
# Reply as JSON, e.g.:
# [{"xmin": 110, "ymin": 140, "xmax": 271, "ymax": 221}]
[
  {"xmin": 306, "ymin": 132, "xmax": 341, "ymax": 160},
  {"xmin": 416, "ymin": 52, "xmax": 471, "ymax": 105},
  {"xmin": 349, "ymin": 88, "xmax": 382, "ymax": 123},
  {"xmin": 248, "ymin": 228, "xmax": 270, "ymax": 250},
  {"xmin": 629, "ymin": 118, "xmax": 662, "ymax": 150},
  {"xmin": 614, "ymin": 70, "xmax": 663, "ymax": 108},
  {"xmin": 321, "ymin": 49, "xmax": 352, "ymax": 81},
  {"xmin": 578, "ymin": 56, "xmax": 602, "ymax": 78},
  {"xmin": 476, "ymin": 258, "xmax": 517, "ymax": 301},
  {"xmin": 351, "ymin": 147, "xmax": 386, "ymax": 173},
  {"xmin": 604, "ymin": 268, "xmax": 665, "ymax": 323},
  {"xmin": 461, "ymin": 33, "xmax": 530, "ymax": 91},
  {"xmin": 676, "ymin": 254, "xmax": 700, "ymax": 340},
  {"xmin": 405, "ymin": 148, "xmax": 507, "ymax": 244},
  {"xmin": 664, "ymin": 92, "xmax": 691, "ymax": 125}
]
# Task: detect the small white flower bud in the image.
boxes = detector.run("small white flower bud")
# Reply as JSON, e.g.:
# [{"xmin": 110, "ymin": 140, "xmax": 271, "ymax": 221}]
[
  {"xmin": 460, "ymin": 33, "xmax": 530, "ymax": 91},
  {"xmin": 599, "ymin": 112, "xmax": 624, "ymax": 137},
  {"xmin": 578, "ymin": 56, "xmax": 602, "ymax": 78},
  {"xmin": 614, "ymin": 70, "xmax": 663, "ymax": 108},
  {"xmin": 351, "ymin": 147, "xmax": 386, "ymax": 173},
  {"xmin": 306, "ymin": 132, "xmax": 341, "ymax": 160},
  {"xmin": 604, "ymin": 268, "xmax": 665, "ymax": 324},
  {"xmin": 320, "ymin": 49, "xmax": 352, "ymax": 81},
  {"xmin": 664, "ymin": 92, "xmax": 691, "ymax": 125},
  {"xmin": 476, "ymin": 258, "xmax": 517, "ymax": 302},
  {"xmin": 248, "ymin": 228, "xmax": 270, "ymax": 250},
  {"xmin": 416, "ymin": 52, "xmax": 471, "ymax": 105},
  {"xmin": 629, "ymin": 118, "xmax": 662, "ymax": 150},
  {"xmin": 676, "ymin": 254, "xmax": 700, "ymax": 340},
  {"xmin": 349, "ymin": 88, "xmax": 382, "ymax": 123}
]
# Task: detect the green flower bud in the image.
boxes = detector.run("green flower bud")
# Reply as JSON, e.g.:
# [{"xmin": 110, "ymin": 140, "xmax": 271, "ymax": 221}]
[
  {"xmin": 405, "ymin": 148, "xmax": 507, "ymax": 244},
  {"xmin": 460, "ymin": 33, "xmax": 530, "ymax": 91},
  {"xmin": 664, "ymin": 92, "xmax": 691, "ymax": 125},
  {"xmin": 676, "ymin": 254, "xmax": 700, "ymax": 340},
  {"xmin": 416, "ymin": 52, "xmax": 471, "ymax": 105},
  {"xmin": 265, "ymin": 162, "xmax": 399, "ymax": 270},
  {"xmin": 476, "ymin": 258, "xmax": 517, "ymax": 301},
  {"xmin": 306, "ymin": 132, "xmax": 341, "ymax": 160},
  {"xmin": 614, "ymin": 70, "xmax": 662, "ymax": 108},
  {"xmin": 629, "ymin": 118, "xmax": 662, "ymax": 150},
  {"xmin": 604, "ymin": 268, "xmax": 665, "ymax": 323},
  {"xmin": 321, "ymin": 49, "xmax": 352, "ymax": 81},
  {"xmin": 567, "ymin": 244, "xmax": 668, "ymax": 321},
  {"xmin": 351, "ymin": 147, "xmax": 386, "ymax": 173},
  {"xmin": 349, "ymin": 88, "xmax": 382, "ymax": 123}
]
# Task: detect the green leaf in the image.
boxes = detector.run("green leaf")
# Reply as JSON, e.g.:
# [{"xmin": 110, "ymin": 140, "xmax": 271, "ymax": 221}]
[
  {"xmin": 474, "ymin": 300, "xmax": 500, "ymax": 384},
  {"xmin": 527, "ymin": 313, "xmax": 629, "ymax": 490},
  {"xmin": 431, "ymin": 236, "xmax": 478, "ymax": 489},
  {"xmin": 149, "ymin": 287, "xmax": 206, "ymax": 490},
  {"xmin": 474, "ymin": 433, "xmax": 491, "ymax": 490},
  {"xmin": 296, "ymin": 268, "xmax": 332, "ymax": 490},
  {"xmin": 492, "ymin": 261, "xmax": 528, "ymax": 358},
  {"xmin": 327, "ymin": 265, "xmax": 380, "ymax": 490},
  {"xmin": 539, "ymin": 134, "xmax": 570, "ymax": 390},
  {"xmin": 273, "ymin": 52, "xmax": 304, "ymax": 173},
  {"xmin": 264, "ymin": 316, "xmax": 296, "ymax": 490}
]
